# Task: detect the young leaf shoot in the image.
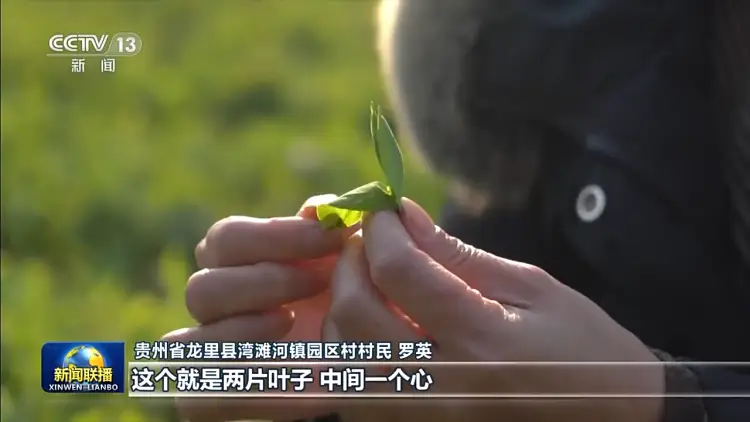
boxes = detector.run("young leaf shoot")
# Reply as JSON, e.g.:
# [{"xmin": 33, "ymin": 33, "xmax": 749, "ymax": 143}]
[
  {"xmin": 315, "ymin": 104, "xmax": 405, "ymax": 229},
  {"xmin": 370, "ymin": 103, "xmax": 404, "ymax": 201}
]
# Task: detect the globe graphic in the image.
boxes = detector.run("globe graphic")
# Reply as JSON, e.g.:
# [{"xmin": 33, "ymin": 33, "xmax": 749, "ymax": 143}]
[{"xmin": 63, "ymin": 345, "xmax": 106, "ymax": 373}]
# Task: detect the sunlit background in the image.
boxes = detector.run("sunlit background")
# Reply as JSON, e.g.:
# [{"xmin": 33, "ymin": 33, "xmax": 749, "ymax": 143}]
[{"xmin": 0, "ymin": 1, "xmax": 445, "ymax": 421}]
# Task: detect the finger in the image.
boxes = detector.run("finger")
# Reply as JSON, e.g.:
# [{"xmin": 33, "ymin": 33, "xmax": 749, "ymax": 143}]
[
  {"xmin": 194, "ymin": 238, "xmax": 211, "ymax": 269},
  {"xmin": 399, "ymin": 198, "xmax": 542, "ymax": 305},
  {"xmin": 320, "ymin": 310, "xmax": 342, "ymax": 342},
  {"xmin": 321, "ymin": 310, "xmax": 398, "ymax": 382},
  {"xmin": 198, "ymin": 215, "xmax": 352, "ymax": 268},
  {"xmin": 185, "ymin": 263, "xmax": 329, "ymax": 324},
  {"xmin": 362, "ymin": 210, "xmax": 502, "ymax": 347},
  {"xmin": 166, "ymin": 310, "xmax": 336, "ymax": 421},
  {"xmin": 161, "ymin": 310, "xmax": 294, "ymax": 343},
  {"xmin": 297, "ymin": 194, "xmax": 362, "ymax": 233},
  {"xmin": 296, "ymin": 194, "xmax": 338, "ymax": 219},
  {"xmin": 329, "ymin": 234, "xmax": 420, "ymax": 343}
]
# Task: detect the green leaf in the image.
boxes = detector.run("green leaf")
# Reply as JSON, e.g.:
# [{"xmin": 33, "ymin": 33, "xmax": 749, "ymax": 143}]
[
  {"xmin": 315, "ymin": 104, "xmax": 407, "ymax": 230},
  {"xmin": 315, "ymin": 181, "xmax": 399, "ymax": 229},
  {"xmin": 370, "ymin": 103, "xmax": 404, "ymax": 200},
  {"xmin": 326, "ymin": 180, "xmax": 398, "ymax": 211},
  {"xmin": 317, "ymin": 206, "xmax": 363, "ymax": 229}
]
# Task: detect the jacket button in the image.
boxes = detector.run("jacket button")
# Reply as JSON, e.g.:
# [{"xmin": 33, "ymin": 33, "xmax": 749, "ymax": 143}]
[{"xmin": 576, "ymin": 184, "xmax": 606, "ymax": 223}]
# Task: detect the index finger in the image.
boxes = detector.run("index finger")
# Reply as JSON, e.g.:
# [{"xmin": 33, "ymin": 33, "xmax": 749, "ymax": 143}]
[
  {"xmin": 196, "ymin": 215, "xmax": 354, "ymax": 268},
  {"xmin": 361, "ymin": 211, "xmax": 496, "ymax": 347}
]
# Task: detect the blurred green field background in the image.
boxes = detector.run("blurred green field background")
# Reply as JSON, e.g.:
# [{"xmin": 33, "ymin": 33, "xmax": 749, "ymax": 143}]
[{"xmin": 0, "ymin": 1, "xmax": 444, "ymax": 421}]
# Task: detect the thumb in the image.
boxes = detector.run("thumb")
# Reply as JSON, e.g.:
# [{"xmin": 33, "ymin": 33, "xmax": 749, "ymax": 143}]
[
  {"xmin": 400, "ymin": 198, "xmax": 537, "ymax": 303},
  {"xmin": 400, "ymin": 197, "xmax": 491, "ymax": 279}
]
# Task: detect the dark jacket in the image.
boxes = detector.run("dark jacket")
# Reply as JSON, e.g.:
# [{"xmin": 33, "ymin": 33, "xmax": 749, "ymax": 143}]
[
  {"xmin": 304, "ymin": 0, "xmax": 749, "ymax": 421},
  {"xmin": 432, "ymin": 0, "xmax": 750, "ymax": 418}
]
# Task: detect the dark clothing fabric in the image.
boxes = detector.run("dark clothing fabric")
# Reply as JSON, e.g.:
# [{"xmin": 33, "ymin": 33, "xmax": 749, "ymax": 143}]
[
  {"xmin": 651, "ymin": 349, "xmax": 707, "ymax": 422},
  {"xmin": 304, "ymin": 0, "xmax": 750, "ymax": 421},
  {"xmin": 439, "ymin": 154, "xmax": 749, "ymax": 364},
  {"xmin": 438, "ymin": 0, "xmax": 750, "ymax": 419},
  {"xmin": 440, "ymin": 195, "xmax": 750, "ymax": 422},
  {"xmin": 715, "ymin": 0, "xmax": 750, "ymax": 289}
]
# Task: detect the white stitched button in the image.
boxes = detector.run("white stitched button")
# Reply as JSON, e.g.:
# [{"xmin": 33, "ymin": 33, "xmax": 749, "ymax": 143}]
[{"xmin": 576, "ymin": 184, "xmax": 606, "ymax": 223}]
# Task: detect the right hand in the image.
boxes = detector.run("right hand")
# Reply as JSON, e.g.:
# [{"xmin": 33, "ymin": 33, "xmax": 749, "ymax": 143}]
[{"xmin": 162, "ymin": 195, "xmax": 356, "ymax": 422}]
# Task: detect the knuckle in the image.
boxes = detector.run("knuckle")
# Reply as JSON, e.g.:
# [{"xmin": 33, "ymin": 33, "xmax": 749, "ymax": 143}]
[
  {"xmin": 444, "ymin": 233, "xmax": 477, "ymax": 268},
  {"xmin": 252, "ymin": 262, "xmax": 309, "ymax": 292},
  {"xmin": 521, "ymin": 263, "xmax": 549, "ymax": 280}
]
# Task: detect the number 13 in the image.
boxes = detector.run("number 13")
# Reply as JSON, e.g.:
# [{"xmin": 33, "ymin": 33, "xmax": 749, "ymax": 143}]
[{"xmin": 117, "ymin": 37, "xmax": 137, "ymax": 53}]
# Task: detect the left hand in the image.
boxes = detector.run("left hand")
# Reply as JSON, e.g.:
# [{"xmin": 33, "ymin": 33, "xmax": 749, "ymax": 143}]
[{"xmin": 324, "ymin": 198, "xmax": 665, "ymax": 422}]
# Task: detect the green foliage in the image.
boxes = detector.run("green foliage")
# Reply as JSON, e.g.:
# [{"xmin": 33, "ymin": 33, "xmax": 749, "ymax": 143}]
[
  {"xmin": 316, "ymin": 181, "xmax": 393, "ymax": 229},
  {"xmin": 1, "ymin": 1, "xmax": 444, "ymax": 421},
  {"xmin": 370, "ymin": 103, "xmax": 404, "ymax": 200},
  {"xmin": 314, "ymin": 105, "xmax": 405, "ymax": 228}
]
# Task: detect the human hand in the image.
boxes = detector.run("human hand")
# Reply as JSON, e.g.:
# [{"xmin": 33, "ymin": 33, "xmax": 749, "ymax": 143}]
[
  {"xmin": 324, "ymin": 198, "xmax": 665, "ymax": 422},
  {"xmin": 163, "ymin": 195, "xmax": 356, "ymax": 422}
]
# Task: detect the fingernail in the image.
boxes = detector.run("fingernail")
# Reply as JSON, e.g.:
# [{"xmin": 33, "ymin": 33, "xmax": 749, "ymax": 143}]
[
  {"xmin": 161, "ymin": 327, "xmax": 190, "ymax": 340},
  {"xmin": 401, "ymin": 198, "xmax": 436, "ymax": 238}
]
